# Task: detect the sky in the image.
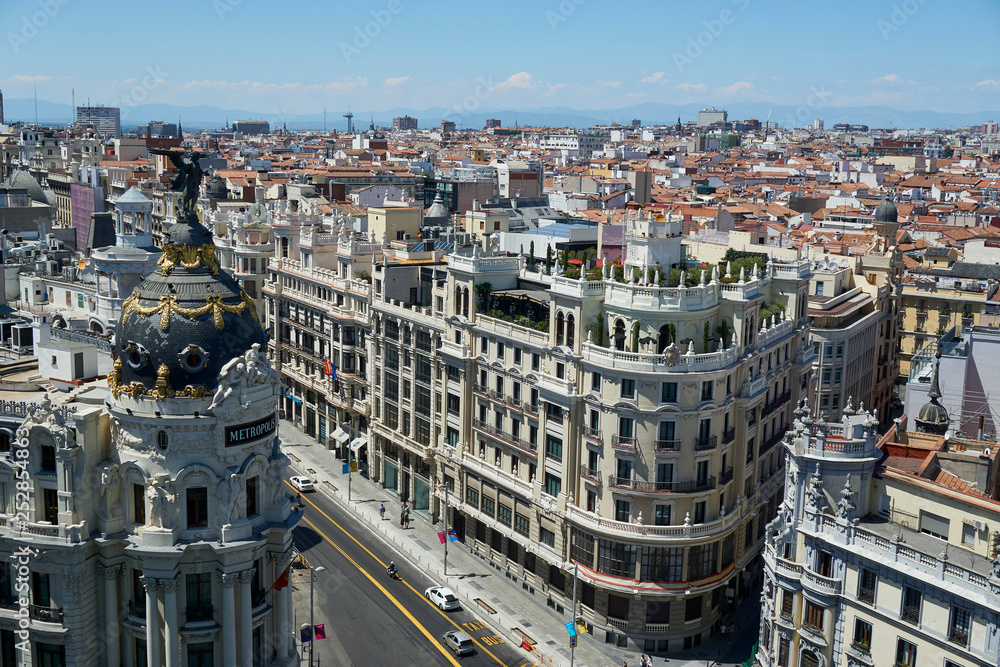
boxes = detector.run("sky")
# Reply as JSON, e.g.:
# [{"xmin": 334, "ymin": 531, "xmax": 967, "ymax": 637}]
[{"xmin": 1, "ymin": 0, "xmax": 998, "ymax": 116}]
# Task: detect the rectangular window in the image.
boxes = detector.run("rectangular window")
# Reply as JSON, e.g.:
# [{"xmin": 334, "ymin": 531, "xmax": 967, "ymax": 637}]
[
  {"xmin": 496, "ymin": 342, "xmax": 505, "ymax": 360},
  {"xmin": 615, "ymin": 499, "xmax": 630, "ymax": 522},
  {"xmin": 187, "ymin": 487, "xmax": 208, "ymax": 528},
  {"xmin": 949, "ymin": 607, "xmax": 971, "ymax": 646},
  {"xmin": 543, "ymin": 473, "xmax": 561, "ymax": 498},
  {"xmin": 654, "ymin": 505, "xmax": 671, "ymax": 526},
  {"xmin": 539, "ymin": 526, "xmax": 555, "ymax": 548},
  {"xmin": 661, "ymin": 382, "xmax": 677, "ymax": 402},
  {"xmin": 640, "ymin": 546, "xmax": 683, "ymax": 582},
  {"xmin": 447, "ymin": 393, "xmax": 460, "ymax": 415},
  {"xmin": 591, "ymin": 372, "xmax": 601, "ymax": 391},
  {"xmin": 570, "ymin": 529, "xmax": 595, "ymax": 566},
  {"xmin": 687, "ymin": 542, "xmax": 718, "ymax": 581},
  {"xmin": 621, "ymin": 379, "xmax": 635, "ymax": 398},
  {"xmin": 514, "ymin": 514, "xmax": 530, "ymax": 537},
  {"xmin": 514, "ymin": 347, "xmax": 522, "ymax": 365},
  {"xmin": 246, "ymin": 476, "xmax": 258, "ymax": 517},
  {"xmin": 465, "ymin": 487, "xmax": 480, "ymax": 508},
  {"xmin": 853, "ymin": 617, "xmax": 872, "ymax": 650},
  {"xmin": 896, "ymin": 638, "xmax": 917, "ymax": 667},
  {"xmin": 963, "ymin": 522, "xmax": 976, "ymax": 546},
  {"xmin": 781, "ymin": 589, "xmax": 794, "ymax": 617},
  {"xmin": 481, "ymin": 496, "xmax": 495, "ymax": 518},
  {"xmin": 597, "ymin": 540, "xmax": 636, "ymax": 578},
  {"xmin": 902, "ymin": 586, "xmax": 921, "ymax": 624},
  {"xmin": 545, "ymin": 435, "xmax": 563, "ymax": 461},
  {"xmin": 32, "ymin": 572, "xmax": 50, "ymax": 607},
  {"xmin": 701, "ymin": 380, "xmax": 713, "ymax": 401},
  {"xmin": 777, "ymin": 638, "xmax": 790, "ymax": 667},
  {"xmin": 804, "ymin": 601, "xmax": 824, "ymax": 631},
  {"xmin": 685, "ymin": 596, "xmax": 702, "ymax": 621},
  {"xmin": 497, "ymin": 503, "xmax": 512, "ymax": 527},
  {"xmin": 858, "ymin": 568, "xmax": 877, "ymax": 605},
  {"xmin": 532, "ymin": 353, "xmax": 539, "ymax": 371},
  {"xmin": 693, "ymin": 500, "xmax": 707, "ymax": 524}
]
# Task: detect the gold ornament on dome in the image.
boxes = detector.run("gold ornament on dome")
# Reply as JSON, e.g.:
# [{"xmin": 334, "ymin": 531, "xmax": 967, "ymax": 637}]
[
  {"xmin": 157, "ymin": 242, "xmax": 220, "ymax": 276},
  {"xmin": 121, "ymin": 291, "xmax": 257, "ymax": 332},
  {"xmin": 107, "ymin": 347, "xmax": 210, "ymax": 401}
]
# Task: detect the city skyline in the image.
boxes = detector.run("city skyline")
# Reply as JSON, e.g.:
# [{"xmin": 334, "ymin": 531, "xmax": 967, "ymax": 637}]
[{"xmin": 1, "ymin": 0, "xmax": 998, "ymax": 119}]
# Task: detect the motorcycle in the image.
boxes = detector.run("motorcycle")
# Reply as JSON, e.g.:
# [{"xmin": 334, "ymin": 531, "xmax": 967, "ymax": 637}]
[{"xmin": 387, "ymin": 564, "xmax": 398, "ymax": 579}]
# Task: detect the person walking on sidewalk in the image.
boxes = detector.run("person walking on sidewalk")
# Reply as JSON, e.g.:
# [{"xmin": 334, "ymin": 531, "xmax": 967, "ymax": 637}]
[
  {"xmin": 379, "ymin": 503, "xmax": 385, "ymax": 520},
  {"xmin": 400, "ymin": 507, "xmax": 405, "ymax": 527}
]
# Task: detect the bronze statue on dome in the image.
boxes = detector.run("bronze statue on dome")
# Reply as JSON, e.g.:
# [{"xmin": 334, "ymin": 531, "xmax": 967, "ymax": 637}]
[{"xmin": 150, "ymin": 148, "xmax": 206, "ymax": 215}]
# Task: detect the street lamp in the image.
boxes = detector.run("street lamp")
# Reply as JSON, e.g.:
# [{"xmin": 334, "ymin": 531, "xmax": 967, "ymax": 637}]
[{"xmin": 309, "ymin": 565, "xmax": 325, "ymax": 667}]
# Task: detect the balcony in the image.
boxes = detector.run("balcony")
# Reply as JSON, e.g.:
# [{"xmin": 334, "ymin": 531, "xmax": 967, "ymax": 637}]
[
  {"xmin": 695, "ymin": 435, "xmax": 717, "ymax": 451},
  {"xmin": 29, "ymin": 604, "xmax": 64, "ymax": 623},
  {"xmin": 128, "ymin": 600, "xmax": 146, "ymax": 618},
  {"xmin": 607, "ymin": 616, "xmax": 629, "ymax": 631},
  {"xmin": 523, "ymin": 402, "xmax": 539, "ymax": 416},
  {"xmin": 901, "ymin": 604, "xmax": 920, "ymax": 625},
  {"xmin": 473, "ymin": 383, "xmax": 488, "ymax": 397},
  {"xmin": 654, "ymin": 439, "xmax": 680, "ymax": 453},
  {"xmin": 504, "ymin": 395, "xmax": 522, "ymax": 410},
  {"xmin": 858, "ymin": 587, "xmax": 875, "ymax": 606},
  {"xmin": 720, "ymin": 467, "xmax": 734, "ymax": 485},
  {"xmin": 611, "ymin": 434, "xmax": 636, "ymax": 451},
  {"xmin": 472, "ymin": 419, "xmax": 538, "ymax": 456},
  {"xmin": 583, "ymin": 426, "xmax": 603, "ymax": 442},
  {"xmin": 759, "ymin": 431, "xmax": 785, "ymax": 456},
  {"xmin": 763, "ymin": 391, "xmax": 791, "ymax": 417},
  {"xmin": 608, "ymin": 475, "xmax": 716, "ymax": 494},
  {"xmin": 580, "ymin": 465, "xmax": 601, "ymax": 484},
  {"xmin": 186, "ymin": 604, "xmax": 214, "ymax": 622},
  {"xmin": 722, "ymin": 427, "xmax": 736, "ymax": 445},
  {"xmin": 948, "ymin": 626, "xmax": 968, "ymax": 647}
]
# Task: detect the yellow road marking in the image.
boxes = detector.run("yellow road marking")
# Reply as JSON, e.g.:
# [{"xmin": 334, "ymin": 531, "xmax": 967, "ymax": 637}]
[
  {"xmin": 288, "ymin": 482, "xmax": 515, "ymax": 666},
  {"xmin": 300, "ymin": 516, "xmax": 461, "ymax": 667}
]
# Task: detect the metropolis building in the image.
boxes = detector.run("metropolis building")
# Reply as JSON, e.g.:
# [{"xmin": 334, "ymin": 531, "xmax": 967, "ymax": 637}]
[{"xmin": 0, "ymin": 199, "xmax": 298, "ymax": 664}]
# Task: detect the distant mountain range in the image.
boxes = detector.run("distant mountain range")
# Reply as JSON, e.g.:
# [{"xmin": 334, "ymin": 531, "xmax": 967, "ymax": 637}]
[{"xmin": 4, "ymin": 98, "xmax": 997, "ymax": 132}]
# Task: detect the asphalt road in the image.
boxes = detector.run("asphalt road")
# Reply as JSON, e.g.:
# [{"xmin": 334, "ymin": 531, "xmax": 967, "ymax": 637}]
[{"xmin": 287, "ymin": 479, "xmax": 536, "ymax": 667}]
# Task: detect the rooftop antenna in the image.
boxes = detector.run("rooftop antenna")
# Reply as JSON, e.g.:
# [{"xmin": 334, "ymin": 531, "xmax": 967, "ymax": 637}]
[
  {"xmin": 71, "ymin": 87, "xmax": 75, "ymax": 126},
  {"xmin": 323, "ymin": 104, "xmax": 326, "ymax": 132},
  {"xmin": 34, "ymin": 82, "xmax": 38, "ymax": 126}
]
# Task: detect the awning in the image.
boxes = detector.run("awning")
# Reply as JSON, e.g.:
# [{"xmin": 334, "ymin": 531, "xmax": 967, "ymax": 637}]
[
  {"xmin": 331, "ymin": 428, "xmax": 351, "ymax": 444},
  {"xmin": 350, "ymin": 437, "xmax": 368, "ymax": 454}
]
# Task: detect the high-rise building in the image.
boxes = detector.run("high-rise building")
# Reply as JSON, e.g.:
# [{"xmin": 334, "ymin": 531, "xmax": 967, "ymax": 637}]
[
  {"xmin": 232, "ymin": 119, "xmax": 270, "ymax": 135},
  {"xmin": 440, "ymin": 120, "xmax": 457, "ymax": 134},
  {"xmin": 0, "ymin": 213, "xmax": 298, "ymax": 665},
  {"xmin": 138, "ymin": 120, "xmax": 178, "ymax": 137},
  {"xmin": 697, "ymin": 108, "xmax": 728, "ymax": 127},
  {"xmin": 756, "ymin": 385, "xmax": 1000, "ymax": 667},
  {"xmin": 76, "ymin": 105, "xmax": 121, "ymax": 137},
  {"xmin": 630, "ymin": 119, "xmax": 641, "ymax": 128},
  {"xmin": 485, "ymin": 118, "xmax": 502, "ymax": 129},
  {"xmin": 392, "ymin": 115, "xmax": 418, "ymax": 131}
]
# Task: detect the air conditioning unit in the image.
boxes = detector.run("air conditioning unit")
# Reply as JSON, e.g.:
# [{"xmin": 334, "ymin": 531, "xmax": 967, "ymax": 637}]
[{"xmin": 975, "ymin": 520, "xmax": 987, "ymax": 532}]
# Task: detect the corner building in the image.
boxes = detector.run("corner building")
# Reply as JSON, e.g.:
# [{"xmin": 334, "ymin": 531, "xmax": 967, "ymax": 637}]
[
  {"xmin": 432, "ymin": 214, "xmax": 814, "ymax": 652},
  {"xmin": 0, "ymin": 214, "xmax": 298, "ymax": 666}
]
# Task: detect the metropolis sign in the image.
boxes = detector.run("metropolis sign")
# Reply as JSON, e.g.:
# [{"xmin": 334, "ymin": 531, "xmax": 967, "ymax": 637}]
[{"xmin": 225, "ymin": 414, "xmax": 277, "ymax": 447}]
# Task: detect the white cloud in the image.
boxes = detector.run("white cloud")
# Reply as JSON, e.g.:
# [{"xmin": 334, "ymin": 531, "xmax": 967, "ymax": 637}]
[
  {"xmin": 676, "ymin": 83, "xmax": 707, "ymax": 92},
  {"xmin": 640, "ymin": 72, "xmax": 666, "ymax": 84},
  {"xmin": 491, "ymin": 72, "xmax": 538, "ymax": 92},
  {"xmin": 973, "ymin": 79, "xmax": 1000, "ymax": 90},
  {"xmin": 383, "ymin": 76, "xmax": 412, "ymax": 87},
  {"xmin": 596, "ymin": 80, "xmax": 622, "ymax": 89},
  {"xmin": 875, "ymin": 74, "xmax": 900, "ymax": 83},
  {"xmin": 715, "ymin": 81, "xmax": 754, "ymax": 96},
  {"xmin": 3, "ymin": 74, "xmax": 51, "ymax": 84}
]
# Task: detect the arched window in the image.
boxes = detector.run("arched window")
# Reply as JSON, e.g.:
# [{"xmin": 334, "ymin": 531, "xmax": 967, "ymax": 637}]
[
  {"xmin": 658, "ymin": 324, "xmax": 671, "ymax": 352},
  {"xmin": 566, "ymin": 314, "xmax": 575, "ymax": 348},
  {"xmin": 614, "ymin": 319, "xmax": 626, "ymax": 351},
  {"xmin": 556, "ymin": 312, "xmax": 565, "ymax": 346},
  {"xmin": 454, "ymin": 285, "xmax": 462, "ymax": 315},
  {"xmin": 462, "ymin": 288, "xmax": 469, "ymax": 318}
]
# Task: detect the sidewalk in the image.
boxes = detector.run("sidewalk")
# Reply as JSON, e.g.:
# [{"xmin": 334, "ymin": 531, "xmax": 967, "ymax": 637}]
[{"xmin": 279, "ymin": 423, "xmax": 760, "ymax": 667}]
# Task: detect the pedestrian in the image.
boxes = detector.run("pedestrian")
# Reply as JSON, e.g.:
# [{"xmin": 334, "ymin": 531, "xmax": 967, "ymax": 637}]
[
  {"xmin": 720, "ymin": 623, "xmax": 727, "ymax": 640},
  {"xmin": 400, "ymin": 508, "xmax": 405, "ymax": 527},
  {"xmin": 379, "ymin": 503, "xmax": 385, "ymax": 520}
]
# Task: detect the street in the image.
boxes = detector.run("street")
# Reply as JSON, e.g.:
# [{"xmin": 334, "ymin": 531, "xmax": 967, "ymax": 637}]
[{"xmin": 287, "ymin": 478, "xmax": 536, "ymax": 667}]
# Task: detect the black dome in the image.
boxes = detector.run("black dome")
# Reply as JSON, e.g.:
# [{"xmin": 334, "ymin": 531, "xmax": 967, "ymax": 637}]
[
  {"xmin": 110, "ymin": 214, "xmax": 264, "ymax": 400},
  {"xmin": 874, "ymin": 199, "xmax": 898, "ymax": 224},
  {"xmin": 206, "ymin": 174, "xmax": 227, "ymax": 199}
]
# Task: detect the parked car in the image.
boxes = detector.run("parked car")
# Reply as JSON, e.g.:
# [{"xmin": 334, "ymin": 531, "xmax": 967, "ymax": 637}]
[
  {"xmin": 424, "ymin": 586, "xmax": 460, "ymax": 610},
  {"xmin": 441, "ymin": 630, "xmax": 474, "ymax": 656},
  {"xmin": 289, "ymin": 476, "xmax": 314, "ymax": 492}
]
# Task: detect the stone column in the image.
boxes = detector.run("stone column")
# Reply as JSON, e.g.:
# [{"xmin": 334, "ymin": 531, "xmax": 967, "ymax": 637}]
[
  {"xmin": 220, "ymin": 572, "xmax": 238, "ymax": 667},
  {"xmin": 239, "ymin": 569, "xmax": 255, "ymax": 667},
  {"xmin": 141, "ymin": 576, "xmax": 160, "ymax": 667},
  {"xmin": 162, "ymin": 577, "xmax": 179, "ymax": 667},
  {"xmin": 98, "ymin": 564, "xmax": 123, "ymax": 667}
]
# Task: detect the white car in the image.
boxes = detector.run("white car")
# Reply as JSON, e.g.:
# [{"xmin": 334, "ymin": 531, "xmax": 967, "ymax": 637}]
[
  {"xmin": 424, "ymin": 586, "xmax": 460, "ymax": 611},
  {"xmin": 289, "ymin": 476, "xmax": 314, "ymax": 492}
]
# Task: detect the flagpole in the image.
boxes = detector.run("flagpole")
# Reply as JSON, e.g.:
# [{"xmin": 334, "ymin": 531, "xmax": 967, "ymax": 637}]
[
  {"xmin": 309, "ymin": 565, "xmax": 324, "ymax": 667},
  {"xmin": 439, "ymin": 482, "xmax": 449, "ymax": 576}
]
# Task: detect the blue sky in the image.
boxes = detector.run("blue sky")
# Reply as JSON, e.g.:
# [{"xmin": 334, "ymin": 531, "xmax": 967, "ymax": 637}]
[{"xmin": 2, "ymin": 0, "xmax": 998, "ymax": 114}]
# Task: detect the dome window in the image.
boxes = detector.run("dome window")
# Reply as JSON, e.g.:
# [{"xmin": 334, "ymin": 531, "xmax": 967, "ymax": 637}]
[
  {"xmin": 178, "ymin": 345, "xmax": 209, "ymax": 373},
  {"xmin": 157, "ymin": 430, "xmax": 168, "ymax": 450},
  {"xmin": 124, "ymin": 342, "xmax": 148, "ymax": 370}
]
